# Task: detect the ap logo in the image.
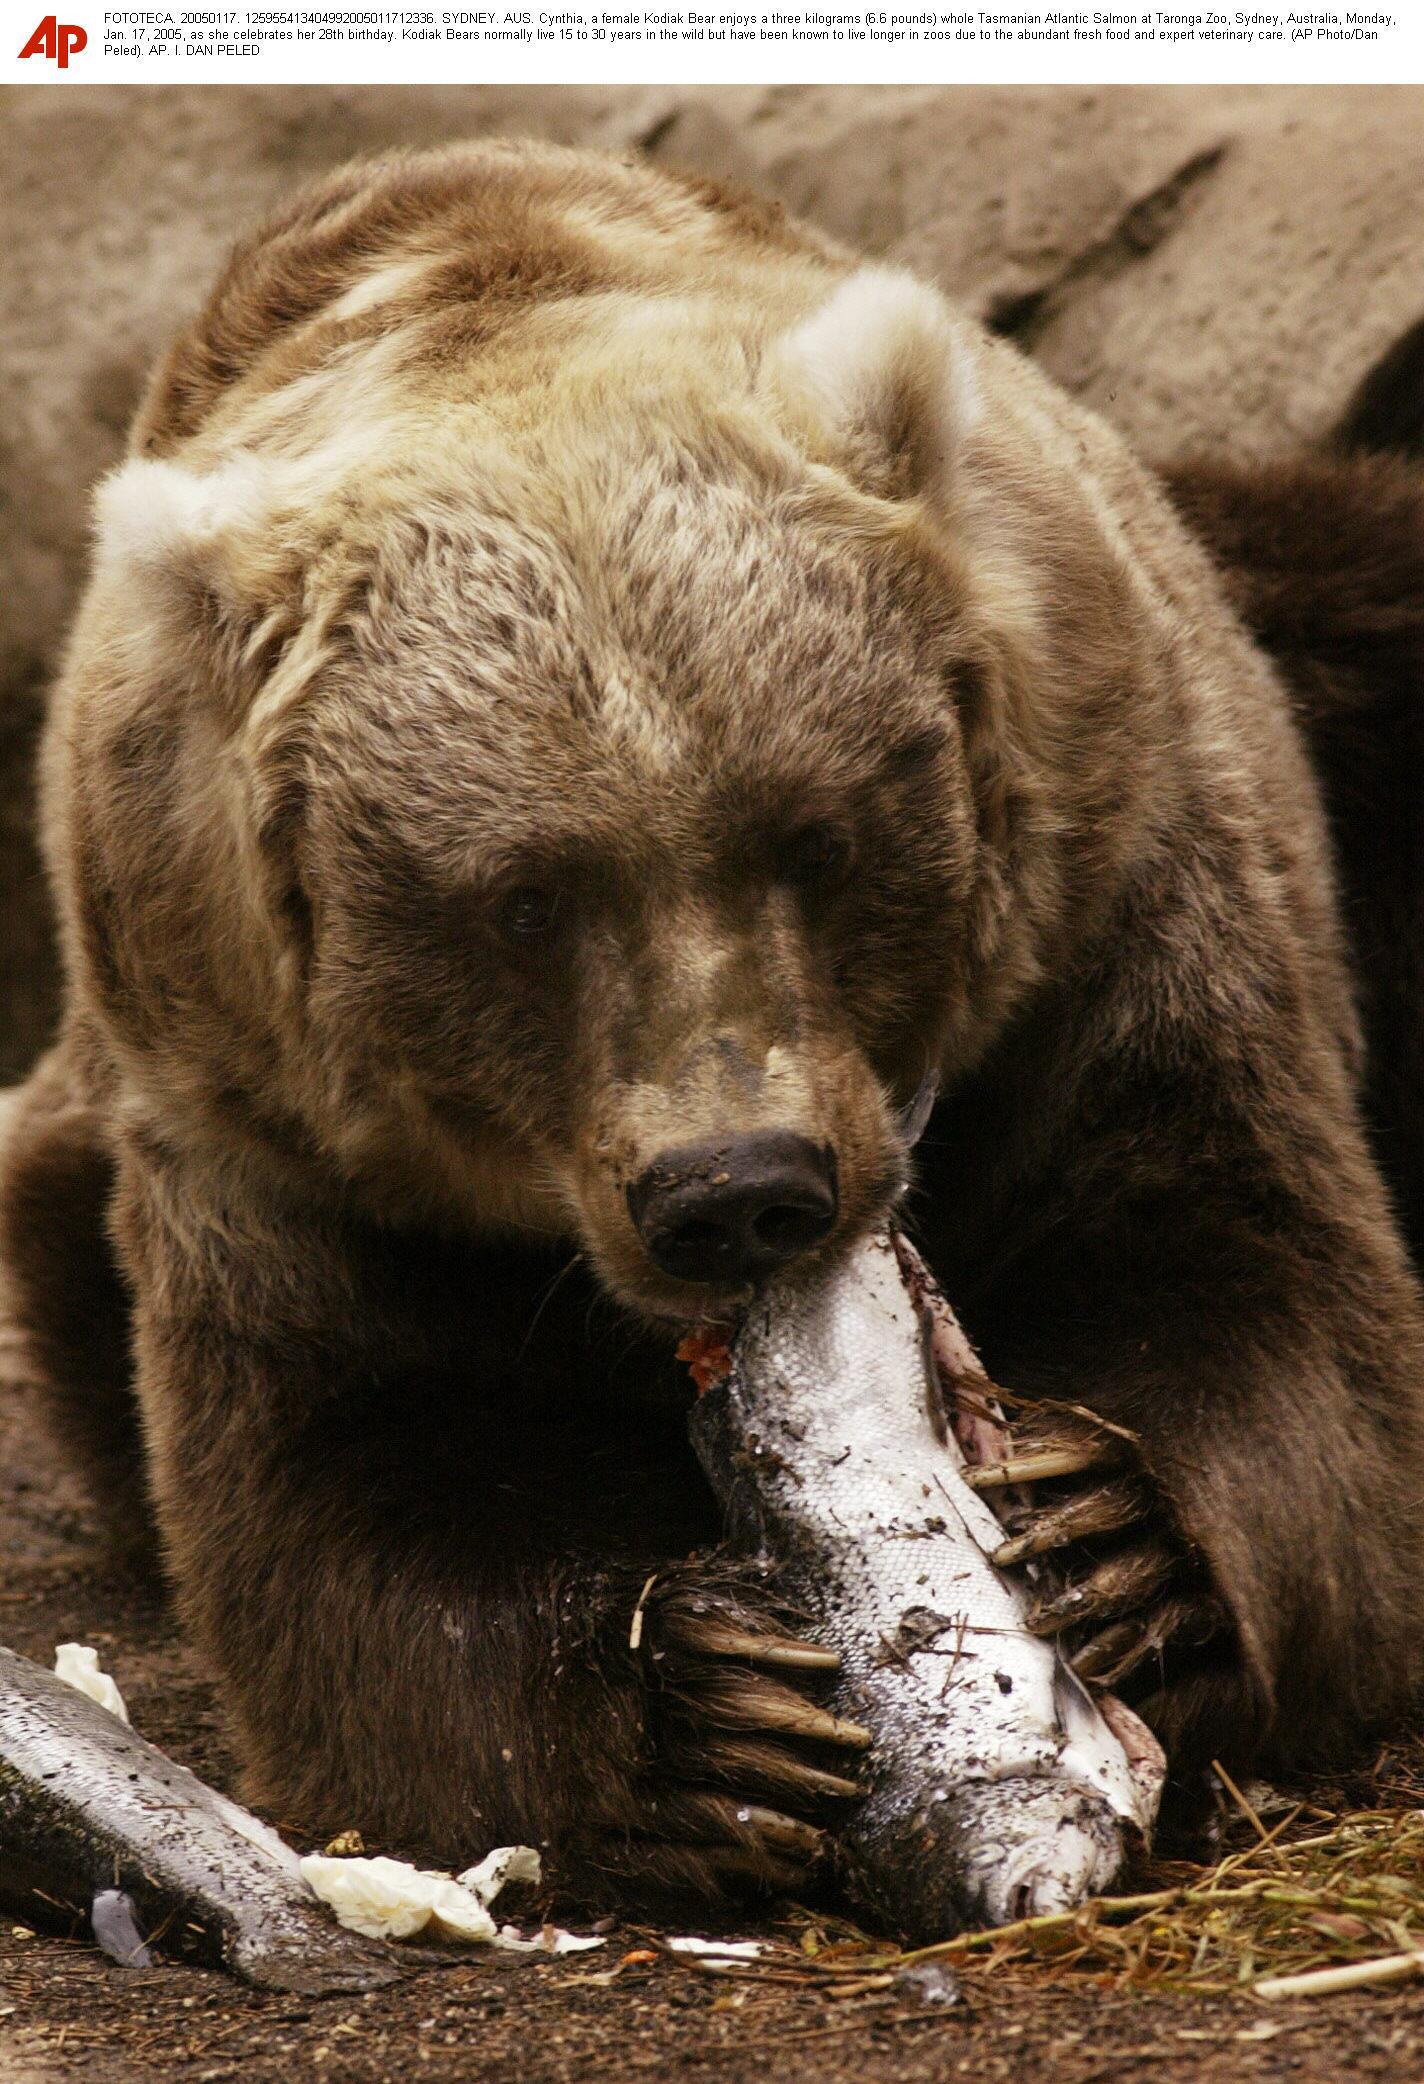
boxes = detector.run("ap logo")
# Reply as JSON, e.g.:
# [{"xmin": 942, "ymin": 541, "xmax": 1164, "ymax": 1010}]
[{"xmin": 19, "ymin": 16, "xmax": 88, "ymax": 65}]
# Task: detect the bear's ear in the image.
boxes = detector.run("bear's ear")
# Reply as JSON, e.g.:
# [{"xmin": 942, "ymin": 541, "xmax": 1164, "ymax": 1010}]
[
  {"xmin": 767, "ymin": 268, "xmax": 979, "ymax": 502},
  {"xmin": 91, "ymin": 455, "xmax": 304, "ymax": 722}
]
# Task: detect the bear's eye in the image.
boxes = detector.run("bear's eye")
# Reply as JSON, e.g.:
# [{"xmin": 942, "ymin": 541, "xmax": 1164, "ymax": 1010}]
[
  {"xmin": 499, "ymin": 884, "xmax": 561, "ymax": 941},
  {"xmin": 780, "ymin": 823, "xmax": 852, "ymax": 890}
]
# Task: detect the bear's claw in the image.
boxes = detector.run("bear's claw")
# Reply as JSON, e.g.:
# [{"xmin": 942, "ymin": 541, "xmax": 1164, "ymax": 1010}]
[
  {"xmin": 1072, "ymin": 1591, "xmax": 1228, "ymax": 1689},
  {"xmin": 1025, "ymin": 1536, "xmax": 1177, "ymax": 1631},
  {"xmin": 669, "ymin": 1733, "xmax": 863, "ymax": 1804},
  {"xmin": 976, "ymin": 1402, "xmax": 1228, "ymax": 1701},
  {"xmin": 963, "ymin": 1436, "xmax": 1119, "ymax": 1488},
  {"xmin": 553, "ymin": 1562, "xmax": 867, "ymax": 1903},
  {"xmin": 991, "ymin": 1475, "xmax": 1148, "ymax": 1566},
  {"xmin": 645, "ymin": 1788, "xmax": 827, "ymax": 1860},
  {"xmin": 679, "ymin": 1621, "xmax": 842, "ymax": 1671},
  {"xmin": 684, "ymin": 1668, "xmax": 871, "ymax": 1749}
]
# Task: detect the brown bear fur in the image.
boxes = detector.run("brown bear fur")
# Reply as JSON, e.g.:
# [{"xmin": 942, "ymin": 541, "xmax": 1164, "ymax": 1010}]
[
  {"xmin": 4, "ymin": 140, "xmax": 1424, "ymax": 1903},
  {"xmin": 1163, "ymin": 442, "xmax": 1424, "ymax": 1259}
]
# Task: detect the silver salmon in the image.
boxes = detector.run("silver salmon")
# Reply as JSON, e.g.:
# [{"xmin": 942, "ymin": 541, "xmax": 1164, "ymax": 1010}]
[
  {"xmin": 688, "ymin": 1231, "xmax": 1164, "ymax": 1938},
  {"xmin": 0, "ymin": 1645, "xmax": 399, "ymax": 1990}
]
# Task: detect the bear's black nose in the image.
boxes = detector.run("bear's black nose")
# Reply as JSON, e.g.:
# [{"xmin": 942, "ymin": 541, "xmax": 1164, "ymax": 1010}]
[{"xmin": 627, "ymin": 1132, "xmax": 839, "ymax": 1286}]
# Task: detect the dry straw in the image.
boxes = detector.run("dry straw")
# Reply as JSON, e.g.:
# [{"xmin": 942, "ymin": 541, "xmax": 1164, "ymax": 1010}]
[{"xmin": 670, "ymin": 1733, "xmax": 1424, "ymax": 2004}]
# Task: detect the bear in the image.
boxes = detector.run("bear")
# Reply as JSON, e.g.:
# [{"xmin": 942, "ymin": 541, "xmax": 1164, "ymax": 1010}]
[{"xmin": 3, "ymin": 137, "xmax": 1424, "ymax": 1907}]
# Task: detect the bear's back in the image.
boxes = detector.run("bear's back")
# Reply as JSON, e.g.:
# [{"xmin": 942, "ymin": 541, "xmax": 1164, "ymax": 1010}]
[{"xmin": 133, "ymin": 141, "xmax": 849, "ymax": 464}]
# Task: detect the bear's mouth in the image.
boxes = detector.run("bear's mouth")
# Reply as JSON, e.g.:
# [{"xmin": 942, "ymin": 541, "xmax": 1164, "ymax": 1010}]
[{"xmin": 621, "ymin": 1276, "xmax": 762, "ymax": 1337}]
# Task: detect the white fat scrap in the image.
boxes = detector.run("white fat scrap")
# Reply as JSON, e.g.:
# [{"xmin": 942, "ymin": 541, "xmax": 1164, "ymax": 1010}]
[
  {"xmin": 300, "ymin": 1845, "xmax": 606, "ymax": 1956},
  {"xmin": 458, "ymin": 1843, "xmax": 543, "ymax": 1903},
  {"xmin": 489, "ymin": 1924, "xmax": 609, "ymax": 1956},
  {"xmin": 53, "ymin": 1643, "xmax": 129, "ymax": 1725},
  {"xmin": 666, "ymin": 1937, "xmax": 768, "ymax": 1960},
  {"xmin": 299, "ymin": 1855, "xmax": 499, "ymax": 1942},
  {"xmin": 690, "ymin": 1232, "xmax": 1164, "ymax": 1936}
]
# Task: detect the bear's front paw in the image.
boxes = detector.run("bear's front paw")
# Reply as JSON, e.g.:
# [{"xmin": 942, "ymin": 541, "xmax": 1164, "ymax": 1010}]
[
  {"xmin": 570, "ymin": 1568, "xmax": 865, "ymax": 1902},
  {"xmin": 963, "ymin": 1405, "xmax": 1228, "ymax": 1695}
]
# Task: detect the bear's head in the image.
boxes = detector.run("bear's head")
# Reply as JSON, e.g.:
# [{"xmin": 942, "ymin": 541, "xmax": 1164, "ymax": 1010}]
[{"xmin": 79, "ymin": 269, "xmax": 1071, "ymax": 1328}]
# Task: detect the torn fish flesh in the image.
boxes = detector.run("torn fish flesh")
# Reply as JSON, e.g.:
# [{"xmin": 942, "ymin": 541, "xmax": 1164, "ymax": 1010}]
[
  {"xmin": 0, "ymin": 1644, "xmax": 398, "ymax": 1990},
  {"xmin": 688, "ymin": 1231, "xmax": 1165, "ymax": 1938}
]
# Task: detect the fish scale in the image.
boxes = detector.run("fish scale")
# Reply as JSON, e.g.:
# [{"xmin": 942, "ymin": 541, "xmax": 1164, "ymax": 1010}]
[
  {"xmin": 0, "ymin": 1645, "xmax": 398, "ymax": 1990},
  {"xmin": 689, "ymin": 1230, "xmax": 1163, "ymax": 1938}
]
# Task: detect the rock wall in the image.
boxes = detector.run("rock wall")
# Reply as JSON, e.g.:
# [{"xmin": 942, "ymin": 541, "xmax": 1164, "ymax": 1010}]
[{"xmin": 3, "ymin": 82, "xmax": 1422, "ymax": 1078}]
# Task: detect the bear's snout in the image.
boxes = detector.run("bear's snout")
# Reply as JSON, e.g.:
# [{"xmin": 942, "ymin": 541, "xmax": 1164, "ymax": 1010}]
[{"xmin": 626, "ymin": 1131, "xmax": 838, "ymax": 1286}]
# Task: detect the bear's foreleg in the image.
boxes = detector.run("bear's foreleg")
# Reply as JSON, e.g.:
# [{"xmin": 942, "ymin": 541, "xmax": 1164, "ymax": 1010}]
[
  {"xmin": 0, "ymin": 1042, "xmax": 152, "ymax": 1560},
  {"xmin": 957, "ymin": 1158, "xmax": 1424, "ymax": 1779},
  {"xmin": 113, "ymin": 1155, "xmax": 862, "ymax": 1905}
]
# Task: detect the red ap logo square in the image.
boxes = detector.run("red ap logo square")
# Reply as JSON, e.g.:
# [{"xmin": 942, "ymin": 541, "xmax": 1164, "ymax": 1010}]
[{"xmin": 19, "ymin": 16, "xmax": 89, "ymax": 65}]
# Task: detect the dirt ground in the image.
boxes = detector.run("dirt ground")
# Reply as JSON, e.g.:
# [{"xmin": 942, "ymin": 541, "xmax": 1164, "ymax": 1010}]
[{"xmin": 4, "ymin": 1363, "xmax": 1424, "ymax": 2082}]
